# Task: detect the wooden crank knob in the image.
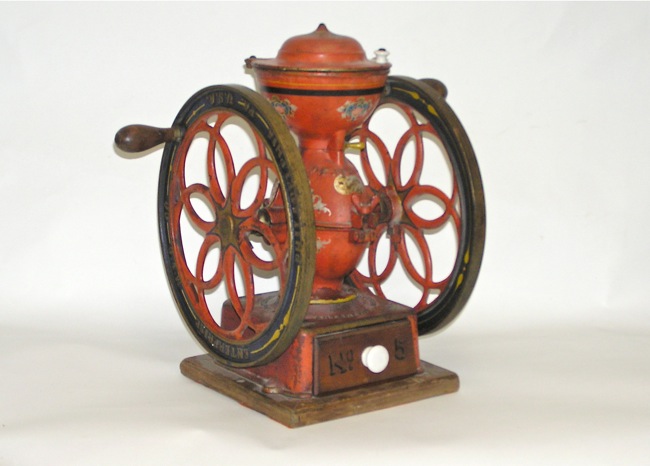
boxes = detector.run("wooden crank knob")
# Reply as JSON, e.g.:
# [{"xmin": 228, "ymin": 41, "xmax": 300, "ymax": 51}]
[
  {"xmin": 114, "ymin": 124, "xmax": 180, "ymax": 153},
  {"xmin": 420, "ymin": 78, "xmax": 448, "ymax": 98}
]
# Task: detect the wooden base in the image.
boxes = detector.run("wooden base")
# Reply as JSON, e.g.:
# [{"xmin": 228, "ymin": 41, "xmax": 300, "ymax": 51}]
[{"xmin": 180, "ymin": 354, "xmax": 459, "ymax": 428}]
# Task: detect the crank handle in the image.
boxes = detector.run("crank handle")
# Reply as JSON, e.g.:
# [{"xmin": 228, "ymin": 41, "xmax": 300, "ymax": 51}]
[
  {"xmin": 420, "ymin": 78, "xmax": 448, "ymax": 99},
  {"xmin": 114, "ymin": 124, "xmax": 181, "ymax": 153}
]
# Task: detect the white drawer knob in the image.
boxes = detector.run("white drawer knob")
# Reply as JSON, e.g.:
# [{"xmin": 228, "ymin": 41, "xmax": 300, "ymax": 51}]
[{"xmin": 361, "ymin": 345, "xmax": 390, "ymax": 373}]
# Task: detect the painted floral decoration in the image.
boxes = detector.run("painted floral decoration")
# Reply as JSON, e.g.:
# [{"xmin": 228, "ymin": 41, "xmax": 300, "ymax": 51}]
[
  {"xmin": 337, "ymin": 97, "xmax": 372, "ymax": 121},
  {"xmin": 268, "ymin": 95, "xmax": 297, "ymax": 120}
]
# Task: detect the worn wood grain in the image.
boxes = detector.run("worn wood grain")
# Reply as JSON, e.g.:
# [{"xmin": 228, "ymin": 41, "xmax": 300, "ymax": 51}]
[{"xmin": 180, "ymin": 354, "xmax": 459, "ymax": 428}]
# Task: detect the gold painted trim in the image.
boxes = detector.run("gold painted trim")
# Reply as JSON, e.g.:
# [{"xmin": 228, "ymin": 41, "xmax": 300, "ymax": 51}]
[{"xmin": 309, "ymin": 294, "xmax": 357, "ymax": 305}]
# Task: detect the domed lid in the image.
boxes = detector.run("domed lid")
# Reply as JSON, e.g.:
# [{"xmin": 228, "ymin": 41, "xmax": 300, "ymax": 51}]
[{"xmin": 247, "ymin": 24, "xmax": 390, "ymax": 72}]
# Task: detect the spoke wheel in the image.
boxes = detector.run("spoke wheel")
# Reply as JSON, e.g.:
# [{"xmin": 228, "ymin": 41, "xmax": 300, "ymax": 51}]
[
  {"xmin": 158, "ymin": 85, "xmax": 315, "ymax": 367},
  {"xmin": 347, "ymin": 76, "xmax": 485, "ymax": 335}
]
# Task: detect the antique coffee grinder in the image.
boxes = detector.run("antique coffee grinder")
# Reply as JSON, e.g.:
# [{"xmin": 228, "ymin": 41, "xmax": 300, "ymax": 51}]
[{"xmin": 115, "ymin": 24, "xmax": 485, "ymax": 427}]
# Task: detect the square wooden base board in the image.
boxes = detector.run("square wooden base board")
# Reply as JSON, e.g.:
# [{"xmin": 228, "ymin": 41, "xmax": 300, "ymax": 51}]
[{"xmin": 180, "ymin": 354, "xmax": 459, "ymax": 428}]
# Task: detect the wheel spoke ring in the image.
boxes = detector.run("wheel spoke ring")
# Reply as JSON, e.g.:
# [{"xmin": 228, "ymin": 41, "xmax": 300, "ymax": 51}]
[
  {"xmin": 348, "ymin": 76, "xmax": 485, "ymax": 335},
  {"xmin": 158, "ymin": 85, "xmax": 315, "ymax": 367}
]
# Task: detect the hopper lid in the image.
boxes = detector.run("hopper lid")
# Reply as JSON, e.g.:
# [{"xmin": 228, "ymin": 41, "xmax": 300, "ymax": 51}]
[{"xmin": 247, "ymin": 24, "xmax": 390, "ymax": 72}]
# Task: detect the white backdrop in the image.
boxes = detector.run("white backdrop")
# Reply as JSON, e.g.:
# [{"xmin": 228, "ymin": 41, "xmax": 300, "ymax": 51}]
[{"xmin": 1, "ymin": 2, "xmax": 649, "ymax": 464}]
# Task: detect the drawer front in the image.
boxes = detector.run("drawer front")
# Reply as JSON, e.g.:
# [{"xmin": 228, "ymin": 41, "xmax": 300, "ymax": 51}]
[{"xmin": 314, "ymin": 319, "xmax": 418, "ymax": 395}]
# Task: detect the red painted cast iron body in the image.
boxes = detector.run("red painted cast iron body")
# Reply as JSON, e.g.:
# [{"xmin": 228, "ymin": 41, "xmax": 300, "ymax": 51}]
[{"xmin": 247, "ymin": 24, "xmax": 390, "ymax": 302}]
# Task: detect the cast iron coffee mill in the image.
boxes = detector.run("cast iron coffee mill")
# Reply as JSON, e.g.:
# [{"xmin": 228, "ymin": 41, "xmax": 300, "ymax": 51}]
[{"xmin": 115, "ymin": 24, "xmax": 485, "ymax": 427}]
